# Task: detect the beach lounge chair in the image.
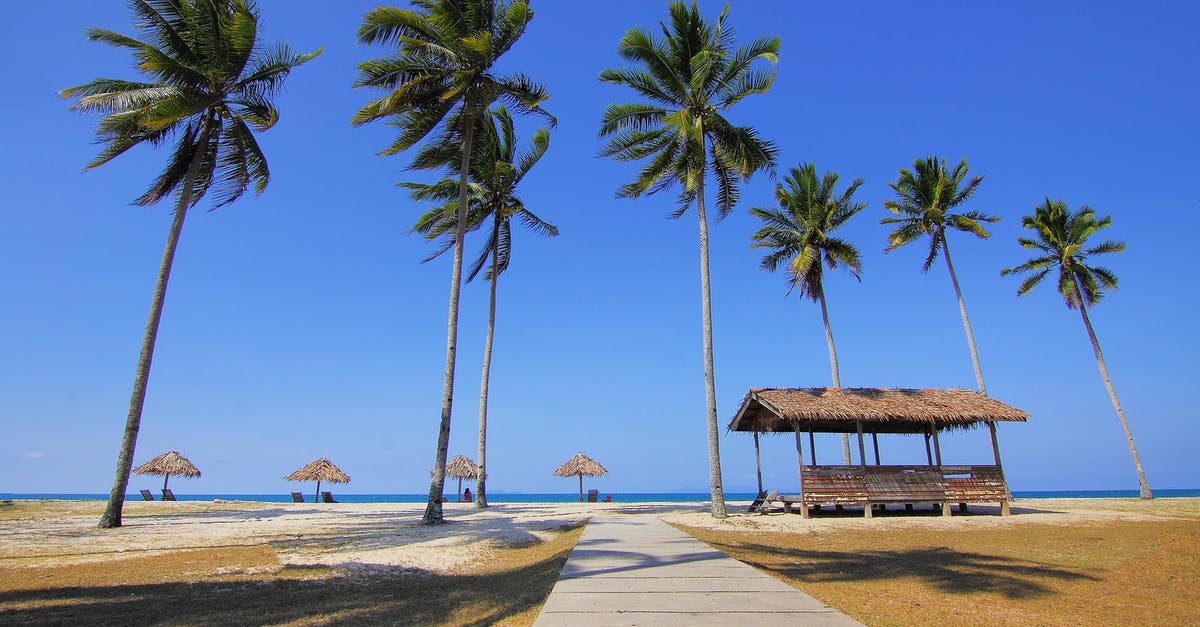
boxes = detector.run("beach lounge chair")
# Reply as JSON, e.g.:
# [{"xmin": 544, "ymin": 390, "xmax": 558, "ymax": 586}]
[
  {"xmin": 586, "ymin": 489, "xmax": 598, "ymax": 503},
  {"xmin": 746, "ymin": 490, "xmax": 767, "ymax": 512},
  {"xmin": 321, "ymin": 491, "xmax": 338, "ymax": 503},
  {"xmin": 752, "ymin": 490, "xmax": 779, "ymax": 514},
  {"xmin": 291, "ymin": 492, "xmax": 305, "ymax": 503},
  {"xmin": 161, "ymin": 488, "xmax": 176, "ymax": 501},
  {"xmin": 140, "ymin": 489, "xmax": 155, "ymax": 501}
]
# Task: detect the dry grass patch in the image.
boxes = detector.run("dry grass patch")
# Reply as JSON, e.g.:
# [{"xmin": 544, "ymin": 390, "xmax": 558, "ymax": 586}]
[
  {"xmin": 677, "ymin": 516, "xmax": 1200, "ymax": 626},
  {"xmin": 0, "ymin": 518, "xmax": 584, "ymax": 626}
]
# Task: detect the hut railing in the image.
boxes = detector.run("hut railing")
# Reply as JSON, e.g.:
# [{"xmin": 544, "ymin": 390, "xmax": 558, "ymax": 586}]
[{"xmin": 794, "ymin": 464, "xmax": 1008, "ymax": 507}]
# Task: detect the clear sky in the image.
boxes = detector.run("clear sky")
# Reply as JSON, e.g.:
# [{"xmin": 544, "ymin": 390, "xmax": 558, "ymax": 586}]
[{"xmin": 2, "ymin": 1, "xmax": 1197, "ymax": 496}]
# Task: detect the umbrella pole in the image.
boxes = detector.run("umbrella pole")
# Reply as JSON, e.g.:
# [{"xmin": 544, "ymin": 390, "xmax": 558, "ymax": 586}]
[
  {"xmin": 316, "ymin": 479, "xmax": 321, "ymax": 504},
  {"xmin": 163, "ymin": 474, "xmax": 169, "ymax": 492},
  {"xmin": 578, "ymin": 475, "xmax": 583, "ymax": 502},
  {"xmin": 458, "ymin": 477, "xmax": 463, "ymax": 501}
]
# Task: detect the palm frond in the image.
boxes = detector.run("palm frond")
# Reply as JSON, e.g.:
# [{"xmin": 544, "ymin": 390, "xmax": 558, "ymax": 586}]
[{"xmin": 1005, "ymin": 197, "xmax": 1125, "ymax": 309}]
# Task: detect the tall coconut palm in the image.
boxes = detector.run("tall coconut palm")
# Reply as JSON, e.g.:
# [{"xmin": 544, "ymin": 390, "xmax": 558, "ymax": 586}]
[
  {"xmin": 599, "ymin": 1, "xmax": 779, "ymax": 518},
  {"xmin": 882, "ymin": 156, "xmax": 999, "ymax": 394},
  {"xmin": 60, "ymin": 0, "xmax": 319, "ymax": 529},
  {"xmin": 408, "ymin": 106, "xmax": 557, "ymax": 509},
  {"xmin": 352, "ymin": 0, "xmax": 552, "ymax": 525},
  {"xmin": 750, "ymin": 164, "xmax": 865, "ymax": 464},
  {"xmin": 1001, "ymin": 199, "xmax": 1152, "ymax": 499}
]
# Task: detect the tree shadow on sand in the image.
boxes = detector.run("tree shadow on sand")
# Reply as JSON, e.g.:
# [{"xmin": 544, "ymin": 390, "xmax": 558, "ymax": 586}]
[
  {"xmin": 700, "ymin": 538, "xmax": 1099, "ymax": 600},
  {"xmin": 0, "ymin": 538, "xmax": 577, "ymax": 626}
]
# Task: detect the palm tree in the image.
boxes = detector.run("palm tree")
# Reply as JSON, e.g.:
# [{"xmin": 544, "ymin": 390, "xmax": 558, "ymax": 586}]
[
  {"xmin": 60, "ymin": 0, "xmax": 319, "ymax": 529},
  {"xmin": 599, "ymin": 1, "xmax": 779, "ymax": 518},
  {"xmin": 352, "ymin": 0, "xmax": 552, "ymax": 525},
  {"xmin": 409, "ymin": 106, "xmax": 557, "ymax": 509},
  {"xmin": 1001, "ymin": 199, "xmax": 1152, "ymax": 499},
  {"xmin": 882, "ymin": 156, "xmax": 999, "ymax": 394},
  {"xmin": 750, "ymin": 164, "xmax": 865, "ymax": 464}
]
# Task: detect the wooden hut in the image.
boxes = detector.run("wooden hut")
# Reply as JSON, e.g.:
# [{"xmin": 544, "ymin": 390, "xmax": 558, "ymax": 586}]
[{"xmin": 728, "ymin": 388, "xmax": 1029, "ymax": 518}]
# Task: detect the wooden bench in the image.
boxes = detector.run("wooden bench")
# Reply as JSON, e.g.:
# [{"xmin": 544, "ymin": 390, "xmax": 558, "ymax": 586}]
[
  {"xmin": 791, "ymin": 465, "xmax": 1012, "ymax": 517},
  {"xmin": 792, "ymin": 466, "xmax": 867, "ymax": 517},
  {"xmin": 864, "ymin": 466, "xmax": 946, "ymax": 517},
  {"xmin": 942, "ymin": 465, "xmax": 1010, "ymax": 515}
]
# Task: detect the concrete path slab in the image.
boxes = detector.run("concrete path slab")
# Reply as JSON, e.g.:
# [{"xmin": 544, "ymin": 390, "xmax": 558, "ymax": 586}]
[{"xmin": 534, "ymin": 515, "xmax": 861, "ymax": 626}]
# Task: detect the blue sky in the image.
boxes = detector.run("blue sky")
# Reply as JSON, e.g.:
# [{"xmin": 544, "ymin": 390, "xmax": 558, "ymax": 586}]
[{"xmin": 2, "ymin": 1, "xmax": 1197, "ymax": 496}]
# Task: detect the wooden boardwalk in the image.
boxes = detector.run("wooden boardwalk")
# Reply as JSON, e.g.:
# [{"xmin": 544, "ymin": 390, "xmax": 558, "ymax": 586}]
[{"xmin": 533, "ymin": 515, "xmax": 861, "ymax": 626}]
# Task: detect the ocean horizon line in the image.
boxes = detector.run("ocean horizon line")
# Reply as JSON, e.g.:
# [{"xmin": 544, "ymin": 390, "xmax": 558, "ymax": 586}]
[{"xmin": 3, "ymin": 489, "xmax": 1198, "ymax": 503}]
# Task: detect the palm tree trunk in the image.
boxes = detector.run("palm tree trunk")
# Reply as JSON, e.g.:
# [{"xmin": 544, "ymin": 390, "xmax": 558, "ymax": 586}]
[
  {"xmin": 695, "ymin": 180, "xmax": 726, "ymax": 518},
  {"xmin": 1074, "ymin": 280, "xmax": 1152, "ymax": 499},
  {"xmin": 941, "ymin": 236, "xmax": 987, "ymax": 395},
  {"xmin": 423, "ymin": 107, "xmax": 478, "ymax": 525},
  {"xmin": 475, "ymin": 217, "xmax": 500, "ymax": 509},
  {"xmin": 98, "ymin": 121, "xmax": 215, "ymax": 529},
  {"xmin": 818, "ymin": 290, "xmax": 852, "ymax": 465}
]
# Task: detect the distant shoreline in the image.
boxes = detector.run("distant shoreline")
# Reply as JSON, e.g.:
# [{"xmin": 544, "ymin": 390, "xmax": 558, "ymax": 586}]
[{"xmin": 3, "ymin": 489, "xmax": 1198, "ymax": 503}]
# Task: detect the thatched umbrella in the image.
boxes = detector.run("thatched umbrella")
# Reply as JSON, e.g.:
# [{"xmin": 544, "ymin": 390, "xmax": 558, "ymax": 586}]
[
  {"xmin": 133, "ymin": 451, "xmax": 200, "ymax": 493},
  {"xmin": 442, "ymin": 455, "xmax": 481, "ymax": 500},
  {"xmin": 553, "ymin": 452, "xmax": 607, "ymax": 501},
  {"xmin": 284, "ymin": 458, "xmax": 350, "ymax": 503}
]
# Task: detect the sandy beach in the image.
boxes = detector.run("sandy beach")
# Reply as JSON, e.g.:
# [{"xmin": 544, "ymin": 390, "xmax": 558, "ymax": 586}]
[
  {"xmin": 3, "ymin": 497, "xmax": 1195, "ymax": 574},
  {"xmin": 0, "ymin": 499, "xmax": 706, "ymax": 575},
  {"xmin": 2, "ymin": 497, "xmax": 1198, "ymax": 625}
]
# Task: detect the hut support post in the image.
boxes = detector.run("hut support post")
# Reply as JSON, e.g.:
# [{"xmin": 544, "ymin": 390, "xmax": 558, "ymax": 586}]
[
  {"xmin": 988, "ymin": 420, "xmax": 1012, "ymax": 516},
  {"xmin": 856, "ymin": 422, "xmax": 866, "ymax": 467},
  {"xmin": 988, "ymin": 421, "xmax": 1004, "ymax": 471},
  {"xmin": 753, "ymin": 432, "xmax": 763, "ymax": 494},
  {"xmin": 163, "ymin": 474, "xmax": 169, "ymax": 492},
  {"xmin": 808, "ymin": 430, "xmax": 816, "ymax": 466},
  {"xmin": 315, "ymin": 479, "xmax": 321, "ymax": 504},
  {"xmin": 924, "ymin": 434, "xmax": 933, "ymax": 465},
  {"xmin": 872, "ymin": 433, "xmax": 880, "ymax": 465},
  {"xmin": 932, "ymin": 429, "xmax": 943, "ymax": 466},
  {"xmin": 578, "ymin": 475, "xmax": 583, "ymax": 502},
  {"xmin": 794, "ymin": 428, "xmax": 808, "ymax": 519},
  {"xmin": 857, "ymin": 422, "xmax": 870, "ymax": 518}
]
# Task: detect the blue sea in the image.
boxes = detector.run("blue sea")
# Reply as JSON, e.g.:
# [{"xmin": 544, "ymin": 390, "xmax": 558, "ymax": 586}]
[{"xmin": 2, "ymin": 489, "xmax": 1198, "ymax": 503}]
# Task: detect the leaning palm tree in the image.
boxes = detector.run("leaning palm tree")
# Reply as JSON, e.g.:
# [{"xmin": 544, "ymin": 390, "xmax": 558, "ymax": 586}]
[
  {"xmin": 750, "ymin": 164, "xmax": 865, "ymax": 464},
  {"xmin": 1001, "ymin": 199, "xmax": 1152, "ymax": 499},
  {"xmin": 352, "ymin": 0, "xmax": 552, "ymax": 525},
  {"xmin": 882, "ymin": 156, "xmax": 999, "ymax": 394},
  {"xmin": 598, "ymin": 0, "xmax": 779, "ymax": 518},
  {"xmin": 409, "ymin": 106, "xmax": 557, "ymax": 509},
  {"xmin": 60, "ymin": 0, "xmax": 319, "ymax": 529}
]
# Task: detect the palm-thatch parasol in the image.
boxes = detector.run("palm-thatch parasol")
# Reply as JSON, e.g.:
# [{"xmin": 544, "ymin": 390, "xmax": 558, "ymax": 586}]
[
  {"xmin": 553, "ymin": 452, "xmax": 607, "ymax": 501},
  {"xmin": 133, "ymin": 451, "xmax": 200, "ymax": 493},
  {"xmin": 441, "ymin": 455, "xmax": 482, "ymax": 500},
  {"xmin": 284, "ymin": 458, "xmax": 350, "ymax": 503}
]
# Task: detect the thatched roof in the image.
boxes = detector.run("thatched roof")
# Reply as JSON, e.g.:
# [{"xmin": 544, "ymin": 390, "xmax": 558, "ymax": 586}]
[
  {"xmin": 133, "ymin": 451, "xmax": 200, "ymax": 478},
  {"xmin": 553, "ymin": 452, "xmax": 607, "ymax": 477},
  {"xmin": 442, "ymin": 455, "xmax": 484, "ymax": 479},
  {"xmin": 284, "ymin": 458, "xmax": 350, "ymax": 483},
  {"xmin": 729, "ymin": 388, "xmax": 1030, "ymax": 434}
]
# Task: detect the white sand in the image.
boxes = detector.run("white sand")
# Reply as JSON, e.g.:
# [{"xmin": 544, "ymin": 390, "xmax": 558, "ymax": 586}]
[
  {"xmin": 0, "ymin": 499, "xmax": 706, "ymax": 575},
  {"xmin": 3, "ymin": 498, "xmax": 1194, "ymax": 575}
]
